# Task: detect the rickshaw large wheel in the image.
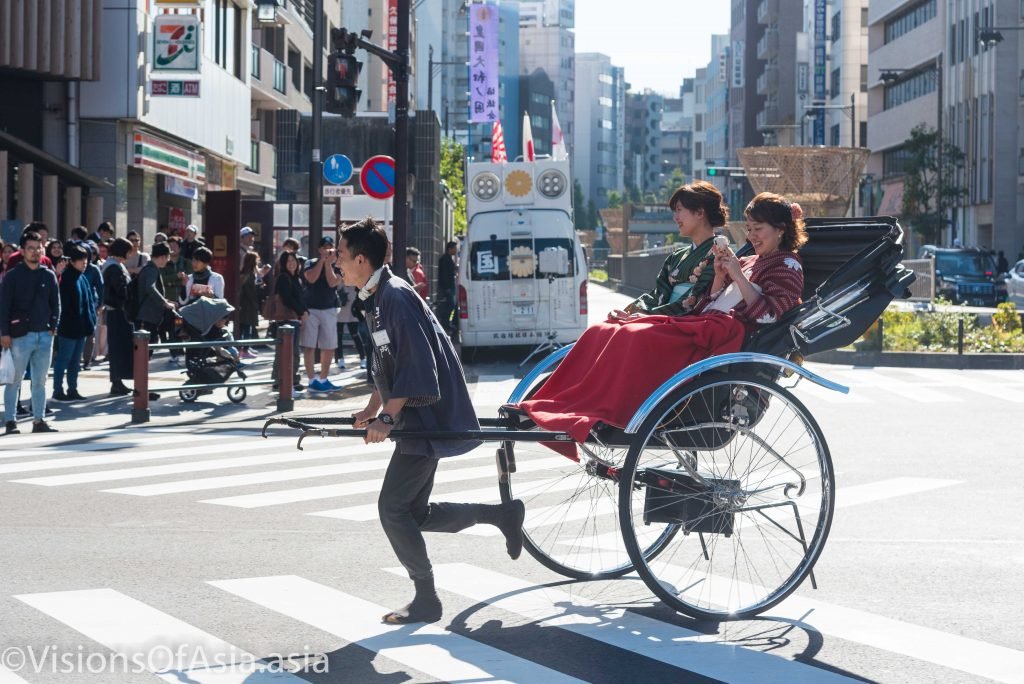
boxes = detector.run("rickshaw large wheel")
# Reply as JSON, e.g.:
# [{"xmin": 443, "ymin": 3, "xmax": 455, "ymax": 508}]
[
  {"xmin": 496, "ymin": 373, "xmax": 677, "ymax": 580},
  {"xmin": 618, "ymin": 371, "xmax": 835, "ymax": 620}
]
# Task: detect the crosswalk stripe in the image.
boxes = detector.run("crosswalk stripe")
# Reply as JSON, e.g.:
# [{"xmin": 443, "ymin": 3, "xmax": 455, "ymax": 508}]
[
  {"xmin": 209, "ymin": 575, "xmax": 583, "ymax": 684},
  {"xmin": 471, "ymin": 374, "xmax": 520, "ymax": 405},
  {"xmin": 829, "ymin": 369, "xmax": 963, "ymax": 403},
  {"xmin": 308, "ymin": 470, "xmax": 591, "ymax": 522},
  {"xmin": 202, "ymin": 456, "xmax": 567, "ymax": 509},
  {"xmin": 557, "ymin": 476, "xmax": 963, "ymax": 553},
  {"xmin": 462, "ymin": 495, "xmax": 618, "ymax": 537},
  {"xmin": 103, "ymin": 447, "xmax": 495, "ymax": 497},
  {"xmin": 11, "ymin": 441, "xmax": 392, "ymax": 487},
  {"xmin": 0, "ymin": 434, "xmax": 303, "ymax": 476},
  {"xmin": 0, "ymin": 666, "xmax": 30, "ymax": 683},
  {"xmin": 898, "ymin": 368, "xmax": 1024, "ymax": 403},
  {"xmin": 670, "ymin": 573, "xmax": 1024, "ymax": 684},
  {"xmin": 404, "ymin": 564, "xmax": 857, "ymax": 684},
  {"xmin": 14, "ymin": 588, "xmax": 304, "ymax": 683},
  {"xmin": 0, "ymin": 430, "xmax": 256, "ymax": 462}
]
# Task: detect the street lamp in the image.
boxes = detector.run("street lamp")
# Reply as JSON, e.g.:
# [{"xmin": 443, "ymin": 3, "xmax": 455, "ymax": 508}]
[
  {"xmin": 427, "ymin": 45, "xmax": 465, "ymax": 129},
  {"xmin": 978, "ymin": 24, "xmax": 1024, "ymax": 47},
  {"xmin": 759, "ymin": 123, "xmax": 805, "ymax": 147},
  {"xmin": 255, "ymin": 0, "xmax": 282, "ymax": 23},
  {"xmin": 803, "ymin": 93, "xmax": 857, "ymax": 147},
  {"xmin": 880, "ymin": 54, "xmax": 946, "ymax": 242}
]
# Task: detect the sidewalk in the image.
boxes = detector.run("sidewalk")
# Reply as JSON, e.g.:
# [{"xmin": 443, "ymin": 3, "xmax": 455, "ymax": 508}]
[{"xmin": 1, "ymin": 346, "xmax": 376, "ymax": 436}]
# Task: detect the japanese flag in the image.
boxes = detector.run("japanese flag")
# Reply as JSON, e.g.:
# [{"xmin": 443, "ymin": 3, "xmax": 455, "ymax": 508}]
[
  {"xmin": 522, "ymin": 112, "xmax": 535, "ymax": 162},
  {"xmin": 551, "ymin": 100, "xmax": 568, "ymax": 161},
  {"xmin": 491, "ymin": 119, "xmax": 507, "ymax": 163}
]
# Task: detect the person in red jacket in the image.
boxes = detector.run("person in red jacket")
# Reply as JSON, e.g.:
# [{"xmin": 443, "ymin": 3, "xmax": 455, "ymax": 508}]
[{"xmin": 405, "ymin": 247, "xmax": 429, "ymax": 300}]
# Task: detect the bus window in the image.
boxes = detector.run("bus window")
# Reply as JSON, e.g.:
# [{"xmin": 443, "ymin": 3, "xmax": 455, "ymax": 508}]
[{"xmin": 470, "ymin": 238, "xmax": 510, "ymax": 281}]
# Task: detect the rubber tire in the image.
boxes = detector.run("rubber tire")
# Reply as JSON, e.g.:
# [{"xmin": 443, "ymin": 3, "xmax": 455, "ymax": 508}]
[
  {"xmin": 227, "ymin": 386, "xmax": 247, "ymax": 404},
  {"xmin": 179, "ymin": 389, "xmax": 199, "ymax": 403},
  {"xmin": 618, "ymin": 371, "xmax": 835, "ymax": 620}
]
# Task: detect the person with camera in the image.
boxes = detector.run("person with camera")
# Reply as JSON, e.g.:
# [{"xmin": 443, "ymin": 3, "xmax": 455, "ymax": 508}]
[
  {"xmin": 135, "ymin": 243, "xmax": 177, "ymax": 346},
  {"xmin": 0, "ymin": 231, "xmax": 60, "ymax": 434},
  {"xmin": 301, "ymin": 236, "xmax": 342, "ymax": 392}
]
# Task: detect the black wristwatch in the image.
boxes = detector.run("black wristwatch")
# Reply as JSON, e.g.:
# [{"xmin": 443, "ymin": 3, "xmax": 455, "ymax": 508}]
[{"xmin": 377, "ymin": 412, "xmax": 395, "ymax": 426}]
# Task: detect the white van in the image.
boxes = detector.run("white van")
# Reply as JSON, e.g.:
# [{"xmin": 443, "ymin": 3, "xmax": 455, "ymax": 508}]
[{"xmin": 458, "ymin": 158, "xmax": 588, "ymax": 351}]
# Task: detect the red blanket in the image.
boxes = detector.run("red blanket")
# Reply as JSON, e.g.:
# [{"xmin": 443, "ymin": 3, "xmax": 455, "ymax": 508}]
[{"xmin": 520, "ymin": 313, "xmax": 746, "ymax": 456}]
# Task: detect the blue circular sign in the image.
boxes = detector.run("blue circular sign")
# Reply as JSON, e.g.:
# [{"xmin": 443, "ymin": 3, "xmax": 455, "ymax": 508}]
[
  {"xmin": 323, "ymin": 154, "xmax": 353, "ymax": 185},
  {"xmin": 360, "ymin": 155, "xmax": 396, "ymax": 199}
]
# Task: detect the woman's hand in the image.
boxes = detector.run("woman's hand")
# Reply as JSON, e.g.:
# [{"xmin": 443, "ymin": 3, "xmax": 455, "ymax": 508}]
[
  {"xmin": 607, "ymin": 309, "xmax": 629, "ymax": 322},
  {"xmin": 301, "ymin": 312, "xmax": 309, "ymax": 322},
  {"xmin": 718, "ymin": 250, "xmax": 743, "ymax": 280}
]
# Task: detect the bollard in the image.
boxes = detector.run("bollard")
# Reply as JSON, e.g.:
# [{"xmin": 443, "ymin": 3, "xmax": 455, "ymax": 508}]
[
  {"xmin": 131, "ymin": 331, "xmax": 150, "ymax": 424},
  {"xmin": 276, "ymin": 324, "xmax": 295, "ymax": 413},
  {"xmin": 957, "ymin": 318, "xmax": 964, "ymax": 355}
]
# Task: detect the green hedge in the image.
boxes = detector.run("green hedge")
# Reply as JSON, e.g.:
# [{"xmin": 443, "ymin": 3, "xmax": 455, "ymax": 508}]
[{"xmin": 881, "ymin": 301, "xmax": 1024, "ymax": 353}]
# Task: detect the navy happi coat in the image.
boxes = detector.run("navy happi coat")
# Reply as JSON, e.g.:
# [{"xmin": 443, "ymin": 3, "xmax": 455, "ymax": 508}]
[{"xmin": 366, "ymin": 267, "xmax": 481, "ymax": 458}]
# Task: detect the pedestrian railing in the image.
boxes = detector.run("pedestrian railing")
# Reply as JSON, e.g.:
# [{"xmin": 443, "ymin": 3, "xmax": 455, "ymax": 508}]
[{"xmin": 130, "ymin": 325, "xmax": 296, "ymax": 424}]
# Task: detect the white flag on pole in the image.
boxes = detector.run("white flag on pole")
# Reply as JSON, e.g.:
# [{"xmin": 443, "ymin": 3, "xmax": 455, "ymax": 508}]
[
  {"xmin": 551, "ymin": 100, "xmax": 568, "ymax": 160},
  {"xmin": 522, "ymin": 112, "xmax": 536, "ymax": 161}
]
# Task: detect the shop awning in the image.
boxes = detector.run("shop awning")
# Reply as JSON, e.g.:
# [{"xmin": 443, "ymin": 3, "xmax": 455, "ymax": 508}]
[
  {"xmin": 877, "ymin": 179, "xmax": 904, "ymax": 216},
  {"xmin": 0, "ymin": 130, "xmax": 112, "ymax": 189}
]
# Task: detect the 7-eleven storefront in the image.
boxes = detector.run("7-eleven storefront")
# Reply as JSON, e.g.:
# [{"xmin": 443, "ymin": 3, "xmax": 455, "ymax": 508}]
[
  {"xmin": 131, "ymin": 130, "xmax": 207, "ymax": 240},
  {"xmin": 126, "ymin": 129, "xmax": 239, "ymax": 244}
]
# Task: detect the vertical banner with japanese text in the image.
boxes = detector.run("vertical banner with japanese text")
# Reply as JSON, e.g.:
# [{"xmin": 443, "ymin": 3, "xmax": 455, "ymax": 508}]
[
  {"xmin": 387, "ymin": 0, "xmax": 398, "ymax": 107},
  {"xmin": 469, "ymin": 4, "xmax": 499, "ymax": 124},
  {"xmin": 813, "ymin": 0, "xmax": 827, "ymax": 145}
]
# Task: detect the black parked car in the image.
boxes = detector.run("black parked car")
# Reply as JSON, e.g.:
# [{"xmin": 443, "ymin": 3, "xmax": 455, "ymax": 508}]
[{"xmin": 918, "ymin": 245, "xmax": 1009, "ymax": 306}]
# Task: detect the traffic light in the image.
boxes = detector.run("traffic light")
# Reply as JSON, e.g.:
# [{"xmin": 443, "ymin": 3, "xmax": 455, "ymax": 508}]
[
  {"xmin": 326, "ymin": 53, "xmax": 362, "ymax": 117},
  {"xmin": 707, "ymin": 166, "xmax": 721, "ymax": 177}
]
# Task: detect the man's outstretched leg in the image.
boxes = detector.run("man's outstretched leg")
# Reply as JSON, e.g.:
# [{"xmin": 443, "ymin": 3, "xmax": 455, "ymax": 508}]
[{"xmin": 377, "ymin": 449, "xmax": 526, "ymax": 624}]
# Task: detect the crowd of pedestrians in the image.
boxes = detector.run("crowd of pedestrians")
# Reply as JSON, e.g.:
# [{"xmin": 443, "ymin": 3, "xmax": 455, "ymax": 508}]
[{"xmin": 0, "ymin": 219, "xmax": 462, "ymax": 432}]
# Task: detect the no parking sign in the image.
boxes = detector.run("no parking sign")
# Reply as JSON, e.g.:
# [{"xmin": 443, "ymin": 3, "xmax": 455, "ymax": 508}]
[{"xmin": 360, "ymin": 155, "xmax": 396, "ymax": 199}]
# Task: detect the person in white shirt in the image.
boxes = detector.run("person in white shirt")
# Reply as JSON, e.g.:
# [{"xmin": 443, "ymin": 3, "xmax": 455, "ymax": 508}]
[{"xmin": 179, "ymin": 247, "xmax": 225, "ymax": 305}]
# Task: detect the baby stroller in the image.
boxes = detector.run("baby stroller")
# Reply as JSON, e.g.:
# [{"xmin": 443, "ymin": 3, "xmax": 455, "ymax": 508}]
[{"xmin": 176, "ymin": 297, "xmax": 247, "ymax": 404}]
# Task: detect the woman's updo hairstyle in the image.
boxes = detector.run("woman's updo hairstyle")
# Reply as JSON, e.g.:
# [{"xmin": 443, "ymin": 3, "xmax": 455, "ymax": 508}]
[
  {"xmin": 744, "ymin": 192, "xmax": 808, "ymax": 251},
  {"xmin": 668, "ymin": 180, "xmax": 729, "ymax": 228}
]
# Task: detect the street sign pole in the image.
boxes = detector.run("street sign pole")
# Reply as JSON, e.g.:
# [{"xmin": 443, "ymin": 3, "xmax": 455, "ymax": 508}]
[
  {"xmin": 309, "ymin": 0, "xmax": 325, "ymax": 258},
  {"xmin": 392, "ymin": 0, "xmax": 410, "ymax": 281}
]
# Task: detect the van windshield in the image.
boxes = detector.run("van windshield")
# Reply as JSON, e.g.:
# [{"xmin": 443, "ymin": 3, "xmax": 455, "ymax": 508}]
[{"xmin": 470, "ymin": 238, "xmax": 577, "ymax": 281}]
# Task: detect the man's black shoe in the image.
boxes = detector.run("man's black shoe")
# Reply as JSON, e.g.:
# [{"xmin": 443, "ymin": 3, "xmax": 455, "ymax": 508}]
[
  {"xmin": 31, "ymin": 421, "xmax": 58, "ymax": 433},
  {"xmin": 110, "ymin": 382, "xmax": 131, "ymax": 396},
  {"xmin": 66, "ymin": 390, "xmax": 87, "ymax": 401},
  {"xmin": 4, "ymin": 421, "xmax": 19, "ymax": 435},
  {"xmin": 52, "ymin": 390, "xmax": 70, "ymax": 402},
  {"xmin": 16, "ymin": 403, "xmax": 30, "ymax": 417},
  {"xmin": 497, "ymin": 500, "xmax": 526, "ymax": 560}
]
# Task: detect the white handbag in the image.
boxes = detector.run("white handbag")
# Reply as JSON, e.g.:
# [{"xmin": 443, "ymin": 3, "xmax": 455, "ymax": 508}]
[{"xmin": 0, "ymin": 349, "xmax": 15, "ymax": 386}]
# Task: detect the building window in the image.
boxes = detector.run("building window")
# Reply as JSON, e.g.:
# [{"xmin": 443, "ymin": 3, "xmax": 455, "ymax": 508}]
[
  {"xmin": 830, "ymin": 123, "xmax": 840, "ymax": 146},
  {"xmin": 861, "ymin": 8, "xmax": 868, "ymax": 28},
  {"xmin": 831, "ymin": 11, "xmax": 841, "ymax": 43},
  {"xmin": 288, "ymin": 48, "xmax": 301, "ymax": 93},
  {"xmin": 859, "ymin": 121, "xmax": 867, "ymax": 148},
  {"xmin": 883, "ymin": 146, "xmax": 913, "ymax": 177},
  {"xmin": 883, "ymin": 67, "xmax": 937, "ymax": 110},
  {"xmin": 830, "ymin": 67, "xmax": 840, "ymax": 98},
  {"xmin": 211, "ymin": 0, "xmax": 243, "ymax": 79},
  {"xmin": 860, "ymin": 64, "xmax": 868, "ymax": 92},
  {"xmin": 303, "ymin": 63, "xmax": 313, "ymax": 100},
  {"xmin": 884, "ymin": 0, "xmax": 937, "ymax": 44}
]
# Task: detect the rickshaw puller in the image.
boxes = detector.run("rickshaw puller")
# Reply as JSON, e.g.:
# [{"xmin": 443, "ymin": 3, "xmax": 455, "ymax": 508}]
[{"xmin": 340, "ymin": 219, "xmax": 526, "ymax": 625}]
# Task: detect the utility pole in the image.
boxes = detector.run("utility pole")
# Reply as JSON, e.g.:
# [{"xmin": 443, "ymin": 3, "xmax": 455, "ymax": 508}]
[
  {"xmin": 309, "ymin": 0, "xmax": 325, "ymax": 256},
  {"xmin": 392, "ymin": 0, "xmax": 410, "ymax": 279}
]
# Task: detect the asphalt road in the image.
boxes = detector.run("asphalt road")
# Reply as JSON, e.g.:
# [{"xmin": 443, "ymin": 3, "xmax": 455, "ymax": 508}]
[{"xmin": 0, "ymin": 283, "xmax": 1021, "ymax": 683}]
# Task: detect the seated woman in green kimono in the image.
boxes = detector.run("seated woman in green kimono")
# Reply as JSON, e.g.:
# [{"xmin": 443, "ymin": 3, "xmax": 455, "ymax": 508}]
[{"xmin": 608, "ymin": 180, "xmax": 729, "ymax": 321}]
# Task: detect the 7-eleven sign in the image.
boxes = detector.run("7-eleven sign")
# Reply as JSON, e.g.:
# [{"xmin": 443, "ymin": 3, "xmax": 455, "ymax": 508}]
[{"xmin": 153, "ymin": 14, "xmax": 201, "ymax": 72}]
